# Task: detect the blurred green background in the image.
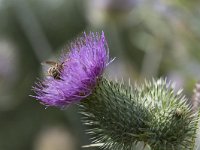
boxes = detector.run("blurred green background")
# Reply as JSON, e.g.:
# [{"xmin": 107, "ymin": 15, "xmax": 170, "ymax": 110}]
[{"xmin": 1, "ymin": 0, "xmax": 200, "ymax": 150}]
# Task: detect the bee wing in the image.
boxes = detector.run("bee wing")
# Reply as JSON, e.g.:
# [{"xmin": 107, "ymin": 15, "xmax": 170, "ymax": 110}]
[{"xmin": 41, "ymin": 61, "xmax": 57, "ymax": 66}]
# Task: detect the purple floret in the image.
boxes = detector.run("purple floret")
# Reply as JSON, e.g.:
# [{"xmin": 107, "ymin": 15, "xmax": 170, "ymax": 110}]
[{"xmin": 33, "ymin": 32, "xmax": 110, "ymax": 108}]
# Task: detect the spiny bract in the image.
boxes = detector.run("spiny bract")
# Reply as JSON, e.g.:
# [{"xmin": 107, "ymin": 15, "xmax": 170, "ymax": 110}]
[{"xmin": 80, "ymin": 78, "xmax": 199, "ymax": 150}]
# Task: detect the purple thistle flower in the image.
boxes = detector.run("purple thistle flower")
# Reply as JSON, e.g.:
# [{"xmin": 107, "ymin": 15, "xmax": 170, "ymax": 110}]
[{"xmin": 33, "ymin": 32, "xmax": 110, "ymax": 108}]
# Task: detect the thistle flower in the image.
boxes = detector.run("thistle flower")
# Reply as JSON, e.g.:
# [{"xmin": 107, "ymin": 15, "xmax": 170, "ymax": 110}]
[
  {"xmin": 33, "ymin": 32, "xmax": 110, "ymax": 108},
  {"xmin": 32, "ymin": 31, "xmax": 200, "ymax": 150}
]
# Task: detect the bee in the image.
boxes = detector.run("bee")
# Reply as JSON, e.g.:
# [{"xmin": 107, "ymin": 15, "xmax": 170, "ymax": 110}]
[
  {"xmin": 174, "ymin": 108, "xmax": 183, "ymax": 119},
  {"xmin": 44, "ymin": 61, "xmax": 65, "ymax": 79}
]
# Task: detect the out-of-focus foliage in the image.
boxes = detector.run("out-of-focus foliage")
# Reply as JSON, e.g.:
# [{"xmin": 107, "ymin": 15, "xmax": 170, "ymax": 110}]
[{"xmin": 0, "ymin": 0, "xmax": 200, "ymax": 150}]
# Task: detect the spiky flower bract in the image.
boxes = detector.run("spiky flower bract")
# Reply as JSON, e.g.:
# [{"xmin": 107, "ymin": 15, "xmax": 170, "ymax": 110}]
[
  {"xmin": 80, "ymin": 78, "xmax": 200, "ymax": 150},
  {"xmin": 33, "ymin": 32, "xmax": 109, "ymax": 108}
]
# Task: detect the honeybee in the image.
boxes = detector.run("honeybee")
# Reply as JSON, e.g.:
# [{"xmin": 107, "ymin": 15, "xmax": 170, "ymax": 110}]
[
  {"xmin": 44, "ymin": 61, "xmax": 65, "ymax": 79},
  {"xmin": 174, "ymin": 108, "xmax": 183, "ymax": 118}
]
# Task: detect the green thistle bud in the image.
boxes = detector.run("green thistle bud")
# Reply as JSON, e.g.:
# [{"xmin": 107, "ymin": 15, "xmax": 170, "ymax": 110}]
[{"xmin": 80, "ymin": 78, "xmax": 199, "ymax": 150}]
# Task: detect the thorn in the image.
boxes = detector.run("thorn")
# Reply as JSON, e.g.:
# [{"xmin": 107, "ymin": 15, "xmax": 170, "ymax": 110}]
[{"xmin": 82, "ymin": 143, "xmax": 104, "ymax": 148}]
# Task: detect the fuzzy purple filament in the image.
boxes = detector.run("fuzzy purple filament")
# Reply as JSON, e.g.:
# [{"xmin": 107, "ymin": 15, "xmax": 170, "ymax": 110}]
[{"xmin": 33, "ymin": 32, "xmax": 110, "ymax": 108}]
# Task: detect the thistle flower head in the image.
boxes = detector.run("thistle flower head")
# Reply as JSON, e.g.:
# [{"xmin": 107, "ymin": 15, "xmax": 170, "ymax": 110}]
[{"xmin": 33, "ymin": 32, "xmax": 110, "ymax": 108}]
